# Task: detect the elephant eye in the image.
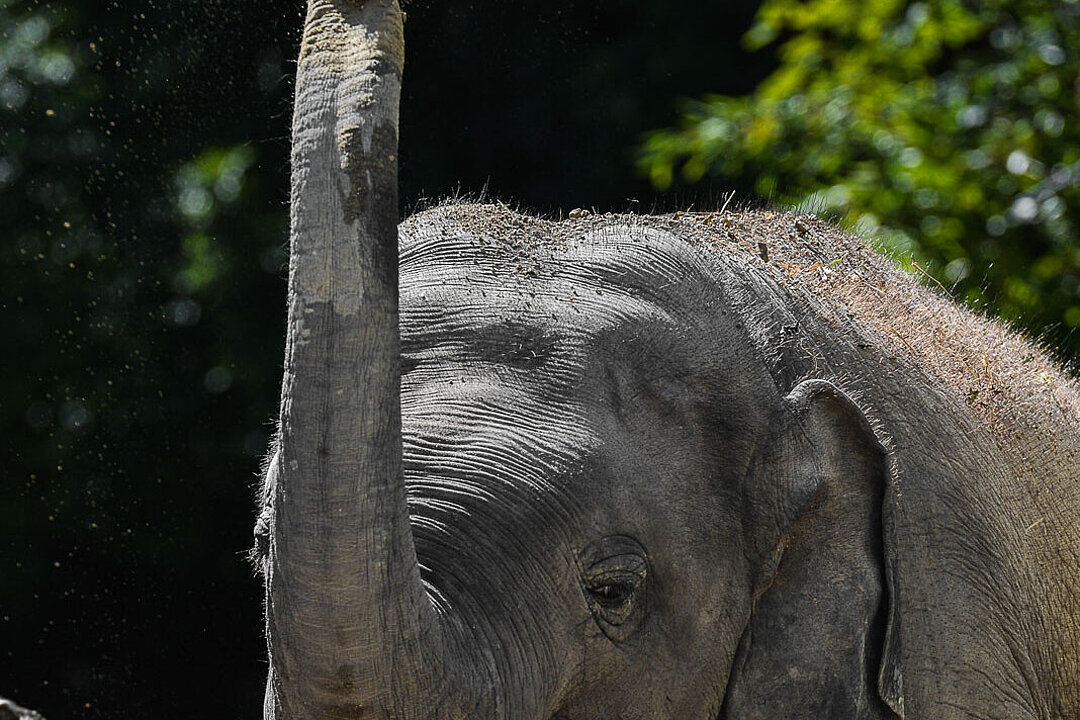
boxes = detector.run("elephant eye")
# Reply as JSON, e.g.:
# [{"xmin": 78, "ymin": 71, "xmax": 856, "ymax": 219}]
[
  {"xmin": 583, "ymin": 570, "xmax": 643, "ymax": 628},
  {"xmin": 578, "ymin": 536, "xmax": 648, "ymax": 641},
  {"xmin": 587, "ymin": 579, "xmax": 635, "ymax": 609}
]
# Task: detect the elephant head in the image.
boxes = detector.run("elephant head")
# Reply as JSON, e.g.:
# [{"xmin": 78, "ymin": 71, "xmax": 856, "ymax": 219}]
[
  {"xmin": 259, "ymin": 2, "xmax": 906, "ymax": 718},
  {"xmin": 392, "ymin": 212, "xmax": 904, "ymax": 719}
]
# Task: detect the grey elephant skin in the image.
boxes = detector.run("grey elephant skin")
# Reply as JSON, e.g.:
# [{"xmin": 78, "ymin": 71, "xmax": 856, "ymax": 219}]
[{"xmin": 254, "ymin": 2, "xmax": 1080, "ymax": 719}]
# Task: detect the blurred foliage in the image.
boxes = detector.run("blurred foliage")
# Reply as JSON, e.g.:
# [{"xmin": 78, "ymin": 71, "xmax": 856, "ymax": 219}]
[
  {"xmin": 2, "ymin": 1, "xmax": 767, "ymax": 718},
  {"xmin": 640, "ymin": 0, "xmax": 1080, "ymax": 361},
  {"xmin": 1, "ymin": 0, "xmax": 293, "ymax": 716}
]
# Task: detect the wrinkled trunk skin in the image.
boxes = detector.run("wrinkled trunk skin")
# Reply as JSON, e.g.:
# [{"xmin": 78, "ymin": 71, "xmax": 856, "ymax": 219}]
[{"xmin": 260, "ymin": 2, "xmax": 460, "ymax": 718}]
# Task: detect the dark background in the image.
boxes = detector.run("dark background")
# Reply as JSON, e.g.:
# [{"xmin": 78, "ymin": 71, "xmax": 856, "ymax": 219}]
[{"xmin": 2, "ymin": 1, "xmax": 771, "ymax": 717}]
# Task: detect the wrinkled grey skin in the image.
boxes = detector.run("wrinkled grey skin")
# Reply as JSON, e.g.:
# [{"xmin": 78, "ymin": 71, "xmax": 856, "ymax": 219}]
[
  {"xmin": 389, "ymin": 207, "xmax": 1080, "ymax": 720},
  {"xmin": 393, "ymin": 213, "xmax": 895, "ymax": 719},
  {"xmin": 257, "ymin": 2, "xmax": 1080, "ymax": 719}
]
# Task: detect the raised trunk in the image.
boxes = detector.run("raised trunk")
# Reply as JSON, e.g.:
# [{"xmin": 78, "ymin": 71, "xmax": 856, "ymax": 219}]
[{"xmin": 262, "ymin": 2, "xmax": 446, "ymax": 717}]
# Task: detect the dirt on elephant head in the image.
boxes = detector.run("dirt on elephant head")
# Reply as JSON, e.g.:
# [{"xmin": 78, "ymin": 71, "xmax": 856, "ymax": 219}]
[
  {"xmin": 672, "ymin": 207, "xmax": 1079, "ymax": 466},
  {"xmin": 421, "ymin": 201, "xmax": 1080, "ymax": 481}
]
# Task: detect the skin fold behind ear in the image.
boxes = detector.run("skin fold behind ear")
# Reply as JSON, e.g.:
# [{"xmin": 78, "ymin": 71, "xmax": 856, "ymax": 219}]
[{"xmin": 722, "ymin": 380, "xmax": 903, "ymax": 719}]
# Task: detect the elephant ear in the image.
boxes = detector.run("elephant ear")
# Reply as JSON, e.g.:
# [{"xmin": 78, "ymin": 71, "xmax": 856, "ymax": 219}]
[{"xmin": 723, "ymin": 380, "xmax": 903, "ymax": 719}]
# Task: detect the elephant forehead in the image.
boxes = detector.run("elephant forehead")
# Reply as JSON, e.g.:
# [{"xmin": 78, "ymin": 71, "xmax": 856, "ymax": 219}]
[
  {"xmin": 399, "ymin": 214, "xmax": 725, "ymax": 373},
  {"xmin": 400, "ymin": 374, "xmax": 598, "ymax": 501},
  {"xmin": 397, "ymin": 206, "xmax": 765, "ymax": 503}
]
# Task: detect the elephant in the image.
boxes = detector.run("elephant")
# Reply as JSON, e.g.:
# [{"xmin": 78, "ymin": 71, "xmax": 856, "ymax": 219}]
[{"xmin": 254, "ymin": 1, "xmax": 1080, "ymax": 719}]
